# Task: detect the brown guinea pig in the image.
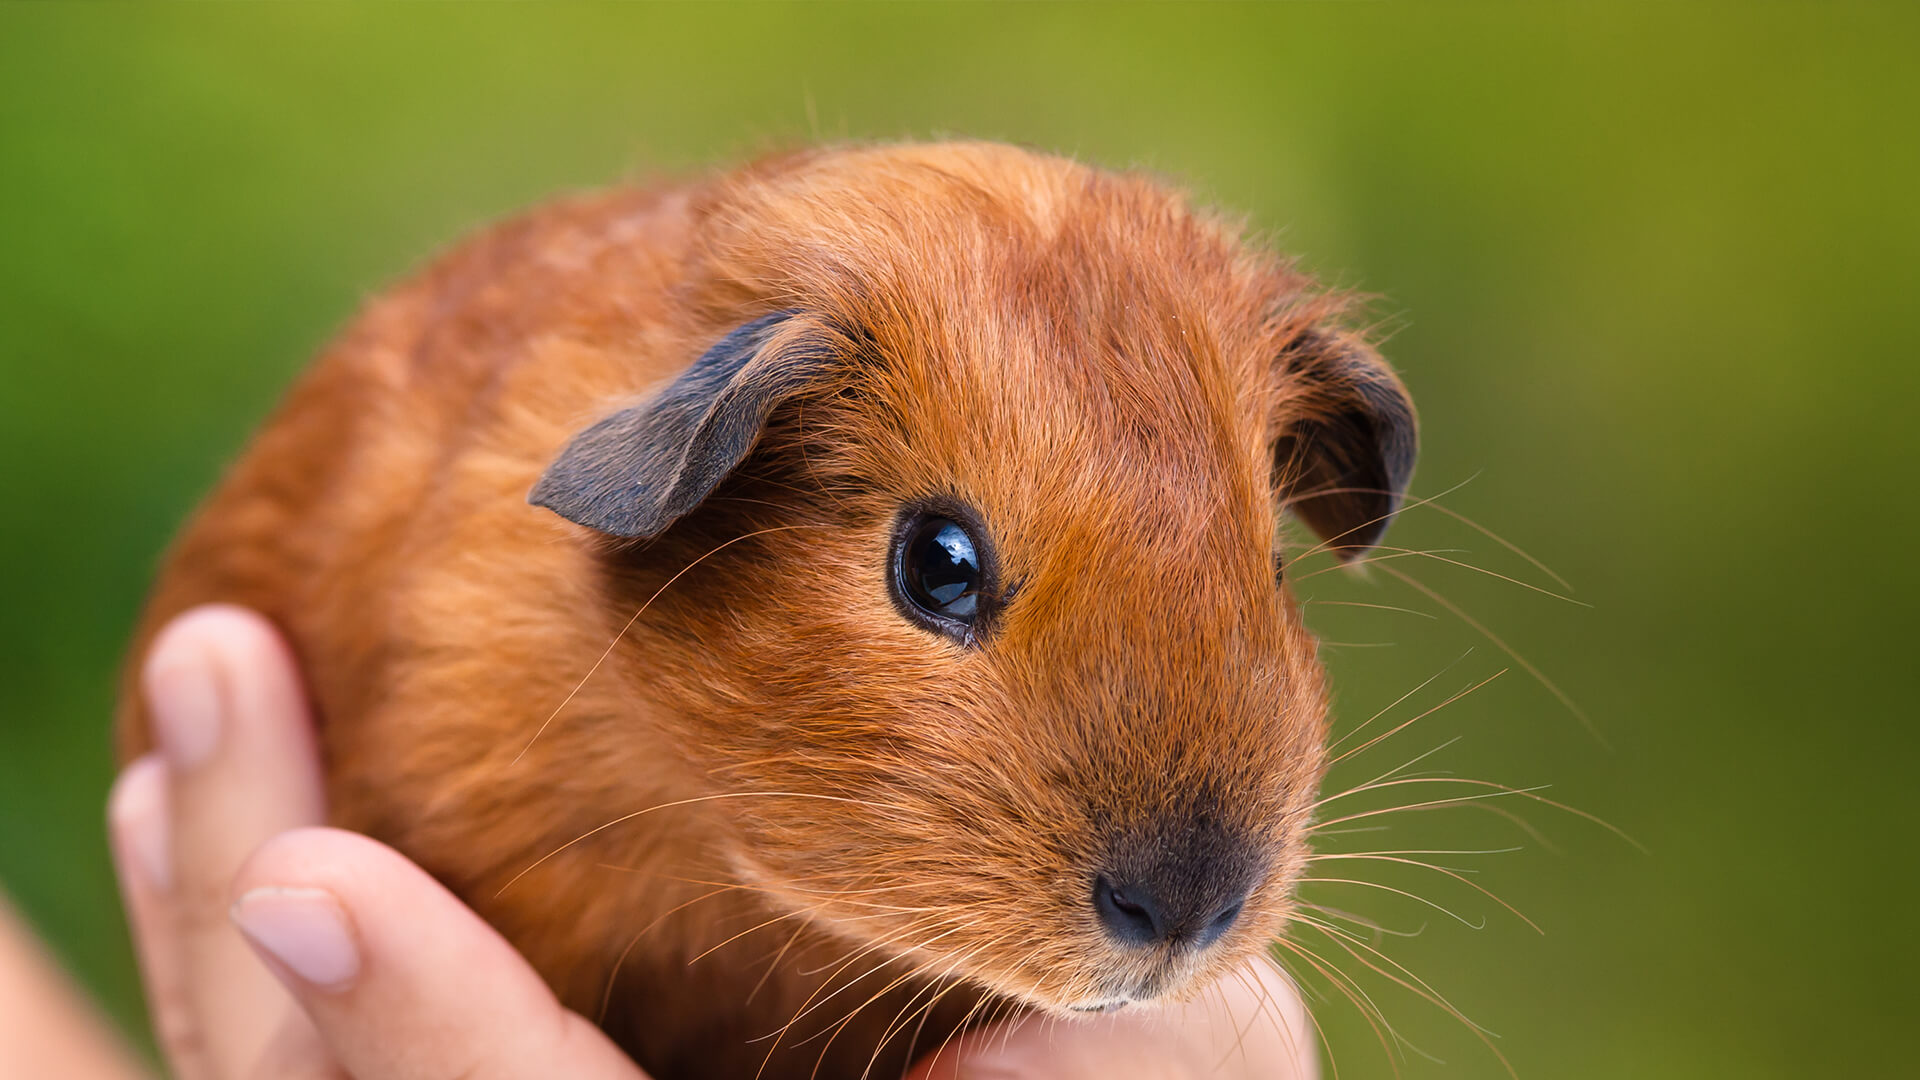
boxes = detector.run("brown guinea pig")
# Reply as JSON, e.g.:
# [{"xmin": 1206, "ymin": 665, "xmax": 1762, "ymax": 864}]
[{"xmin": 116, "ymin": 141, "xmax": 1416, "ymax": 1080}]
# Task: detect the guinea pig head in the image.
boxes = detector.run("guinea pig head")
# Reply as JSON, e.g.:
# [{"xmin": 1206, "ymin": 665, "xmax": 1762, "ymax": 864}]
[{"xmin": 529, "ymin": 148, "xmax": 1417, "ymax": 1016}]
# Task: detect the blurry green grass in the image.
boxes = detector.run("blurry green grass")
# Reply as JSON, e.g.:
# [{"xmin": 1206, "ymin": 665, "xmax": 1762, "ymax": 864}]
[{"xmin": 2, "ymin": 4, "xmax": 1915, "ymax": 1076}]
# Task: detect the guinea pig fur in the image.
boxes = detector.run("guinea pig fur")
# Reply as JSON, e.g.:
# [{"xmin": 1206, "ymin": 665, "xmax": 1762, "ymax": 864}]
[{"xmin": 116, "ymin": 141, "xmax": 1417, "ymax": 1080}]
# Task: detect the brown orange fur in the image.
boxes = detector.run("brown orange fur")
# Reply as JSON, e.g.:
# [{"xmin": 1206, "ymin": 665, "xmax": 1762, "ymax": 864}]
[{"xmin": 117, "ymin": 142, "xmax": 1414, "ymax": 1080}]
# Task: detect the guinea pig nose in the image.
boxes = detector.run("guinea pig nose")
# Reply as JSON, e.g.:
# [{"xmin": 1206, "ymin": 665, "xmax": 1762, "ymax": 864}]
[
  {"xmin": 1204, "ymin": 896, "xmax": 1246, "ymax": 943},
  {"xmin": 1093, "ymin": 875, "xmax": 1164, "ymax": 945},
  {"xmin": 1092, "ymin": 873, "xmax": 1250, "ymax": 950}
]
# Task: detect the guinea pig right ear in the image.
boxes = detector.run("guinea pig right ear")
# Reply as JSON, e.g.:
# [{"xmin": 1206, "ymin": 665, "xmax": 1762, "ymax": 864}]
[
  {"xmin": 1272, "ymin": 328, "xmax": 1419, "ymax": 559},
  {"xmin": 529, "ymin": 310, "xmax": 831, "ymax": 538}
]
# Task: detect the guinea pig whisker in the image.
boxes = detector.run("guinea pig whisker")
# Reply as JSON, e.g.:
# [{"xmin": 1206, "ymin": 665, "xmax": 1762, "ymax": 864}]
[
  {"xmin": 1312, "ymin": 787, "xmax": 1558, "ymax": 854},
  {"xmin": 1206, "ymin": 974, "xmax": 1253, "ymax": 1073},
  {"xmin": 1311, "ymin": 777, "xmax": 1551, "ymax": 817},
  {"xmin": 495, "ymin": 789, "xmax": 874, "ymax": 898},
  {"xmin": 1212, "ymin": 972, "xmax": 1266, "ymax": 1075},
  {"xmin": 1282, "ymin": 934, "xmax": 1423, "ymax": 1069},
  {"xmin": 689, "ymin": 906, "xmax": 864, "ymax": 970},
  {"xmin": 1285, "ymin": 474, "xmax": 1482, "ymax": 565},
  {"xmin": 1415, "ymin": 496, "xmax": 1578, "ymax": 593},
  {"xmin": 987, "ymin": 991, "xmax": 1030, "ymax": 1055},
  {"xmin": 747, "ymin": 911, "xmax": 817, "ymax": 1007},
  {"xmin": 863, "ymin": 925, "xmax": 1027, "ymax": 1078},
  {"xmin": 858, "ymin": 965, "xmax": 970, "ymax": 1080},
  {"xmin": 1288, "ymin": 956, "xmax": 1448, "ymax": 1072},
  {"xmin": 1295, "ymin": 877, "xmax": 1487, "ymax": 931},
  {"xmin": 1292, "ymin": 917, "xmax": 1517, "ymax": 1078},
  {"xmin": 1324, "ymin": 650, "xmax": 1475, "ymax": 756},
  {"xmin": 609, "ymin": 879, "xmax": 895, "ymax": 1015},
  {"xmin": 1309, "ymin": 845, "xmax": 1525, "ymax": 860},
  {"xmin": 1285, "ymin": 475, "xmax": 1576, "ymax": 595},
  {"xmin": 1354, "ymin": 736, "xmax": 1467, "ymax": 786},
  {"xmin": 1321, "ymin": 545, "xmax": 1590, "ymax": 608},
  {"xmin": 1306, "ymin": 598, "xmax": 1440, "ymax": 619},
  {"xmin": 702, "ymin": 494, "xmax": 812, "ymax": 512},
  {"xmin": 694, "ymin": 897, "xmax": 997, "ymax": 970},
  {"xmin": 718, "ymin": 870, "xmax": 937, "ymax": 895},
  {"xmin": 907, "ymin": 988, "xmax": 997, "ymax": 1080},
  {"xmin": 765, "ymin": 917, "xmax": 968, "ymax": 1036},
  {"xmin": 1328, "ymin": 670, "xmax": 1508, "ymax": 768},
  {"xmin": 719, "ymin": 468, "xmax": 826, "ymax": 502},
  {"xmin": 890, "ymin": 981, "xmax": 962, "ymax": 1080},
  {"xmin": 1378, "ymin": 562, "xmax": 1600, "ymax": 741},
  {"xmin": 1259, "ymin": 949, "xmax": 1348, "ymax": 1080},
  {"xmin": 1216, "ymin": 963, "xmax": 1312, "ymax": 1079},
  {"xmin": 799, "ymin": 933, "xmax": 987, "ymax": 1070},
  {"xmin": 1259, "ymin": 965, "xmax": 1325, "ymax": 1079},
  {"xmin": 910, "ymin": 985, "xmax": 1009, "ymax": 1080},
  {"xmin": 754, "ymin": 918, "xmax": 978, "ymax": 1080},
  {"xmin": 656, "ymin": 872, "xmax": 972, "ymax": 914},
  {"xmin": 1292, "ymin": 547, "xmax": 1471, "ymax": 582},
  {"xmin": 596, "ymin": 883, "xmax": 746, "ymax": 1022},
  {"xmin": 797, "ymin": 920, "xmax": 969, "ymax": 1019},
  {"xmin": 1311, "ymin": 775, "xmax": 1643, "ymax": 851},
  {"xmin": 1292, "ymin": 912, "xmax": 1493, "ymax": 1038},
  {"xmin": 1296, "ymin": 546, "xmax": 1593, "ymax": 740},
  {"xmin": 511, "ymin": 522, "xmax": 829, "ymax": 765},
  {"xmin": 1459, "ymin": 799, "xmax": 1564, "ymax": 852},
  {"xmin": 1297, "ymin": 900, "xmax": 1423, "ymax": 937},
  {"xmin": 1271, "ymin": 936, "xmax": 1407, "ymax": 1076},
  {"xmin": 1308, "ymin": 855, "xmax": 1541, "ymax": 934}
]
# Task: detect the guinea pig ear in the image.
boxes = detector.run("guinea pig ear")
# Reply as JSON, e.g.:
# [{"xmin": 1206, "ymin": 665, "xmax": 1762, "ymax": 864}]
[
  {"xmin": 529, "ymin": 310, "xmax": 829, "ymax": 538},
  {"xmin": 1272, "ymin": 328, "xmax": 1419, "ymax": 560}
]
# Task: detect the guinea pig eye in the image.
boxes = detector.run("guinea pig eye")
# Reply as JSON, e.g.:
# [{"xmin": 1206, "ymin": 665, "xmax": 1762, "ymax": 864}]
[
  {"xmin": 891, "ymin": 509, "xmax": 994, "ymax": 640},
  {"xmin": 902, "ymin": 519, "xmax": 981, "ymax": 618}
]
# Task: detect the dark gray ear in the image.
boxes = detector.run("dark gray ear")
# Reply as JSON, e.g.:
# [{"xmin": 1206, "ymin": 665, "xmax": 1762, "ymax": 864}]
[
  {"xmin": 530, "ymin": 310, "xmax": 828, "ymax": 538},
  {"xmin": 1273, "ymin": 329, "xmax": 1419, "ymax": 559}
]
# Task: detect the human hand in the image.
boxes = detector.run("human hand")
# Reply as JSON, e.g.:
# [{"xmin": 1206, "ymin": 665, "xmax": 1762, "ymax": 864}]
[
  {"xmin": 110, "ymin": 605, "xmax": 646, "ymax": 1079},
  {"xmin": 109, "ymin": 605, "xmax": 1317, "ymax": 1079}
]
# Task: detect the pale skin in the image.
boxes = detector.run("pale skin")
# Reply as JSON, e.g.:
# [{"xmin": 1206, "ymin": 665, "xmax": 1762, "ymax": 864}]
[{"xmin": 2, "ymin": 605, "xmax": 1317, "ymax": 1079}]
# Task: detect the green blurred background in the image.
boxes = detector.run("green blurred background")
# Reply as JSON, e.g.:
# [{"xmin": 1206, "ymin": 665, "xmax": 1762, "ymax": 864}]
[{"xmin": 3, "ymin": 4, "xmax": 1915, "ymax": 1077}]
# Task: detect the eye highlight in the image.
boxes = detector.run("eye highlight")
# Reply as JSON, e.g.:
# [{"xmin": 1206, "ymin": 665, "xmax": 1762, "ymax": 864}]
[
  {"xmin": 903, "ymin": 518, "xmax": 981, "ymax": 617},
  {"xmin": 890, "ymin": 504, "xmax": 996, "ymax": 643}
]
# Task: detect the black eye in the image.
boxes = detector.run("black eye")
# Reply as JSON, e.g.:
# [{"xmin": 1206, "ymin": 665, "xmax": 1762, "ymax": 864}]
[
  {"xmin": 901, "ymin": 518, "xmax": 981, "ymax": 619},
  {"xmin": 891, "ymin": 508, "xmax": 996, "ymax": 641}
]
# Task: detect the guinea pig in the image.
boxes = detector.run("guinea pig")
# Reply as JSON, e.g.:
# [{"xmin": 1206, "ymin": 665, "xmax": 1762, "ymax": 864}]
[{"xmin": 116, "ymin": 141, "xmax": 1417, "ymax": 1080}]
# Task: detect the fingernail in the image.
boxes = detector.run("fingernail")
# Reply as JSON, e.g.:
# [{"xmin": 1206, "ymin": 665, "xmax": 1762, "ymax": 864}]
[
  {"xmin": 145, "ymin": 621, "xmax": 226, "ymax": 769},
  {"xmin": 232, "ymin": 887, "xmax": 361, "ymax": 990},
  {"xmin": 107, "ymin": 755, "xmax": 171, "ymax": 891}
]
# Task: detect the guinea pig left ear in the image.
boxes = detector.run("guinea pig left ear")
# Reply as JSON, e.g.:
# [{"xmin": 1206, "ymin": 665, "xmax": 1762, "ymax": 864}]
[
  {"xmin": 530, "ymin": 310, "xmax": 830, "ymax": 538},
  {"xmin": 1272, "ymin": 328, "xmax": 1419, "ymax": 560}
]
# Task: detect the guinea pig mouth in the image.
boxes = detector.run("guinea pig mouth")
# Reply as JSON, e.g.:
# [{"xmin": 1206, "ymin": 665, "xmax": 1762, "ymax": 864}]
[
  {"xmin": 1067, "ymin": 999, "xmax": 1131, "ymax": 1013},
  {"xmin": 1058, "ymin": 971, "xmax": 1184, "ymax": 1014},
  {"xmin": 1039, "ymin": 961, "xmax": 1196, "ymax": 1017}
]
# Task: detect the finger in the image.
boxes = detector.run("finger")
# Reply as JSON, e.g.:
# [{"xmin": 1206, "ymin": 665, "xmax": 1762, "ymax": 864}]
[
  {"xmin": 247, "ymin": 1013, "xmax": 348, "ymax": 1080},
  {"xmin": 0, "ymin": 888, "xmax": 151, "ymax": 1080},
  {"xmin": 109, "ymin": 755, "xmax": 204, "ymax": 1076},
  {"xmin": 230, "ymin": 828, "xmax": 648, "ymax": 1080},
  {"xmin": 908, "ymin": 958, "xmax": 1317, "ymax": 1080},
  {"xmin": 144, "ymin": 605, "xmax": 328, "ymax": 1078}
]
